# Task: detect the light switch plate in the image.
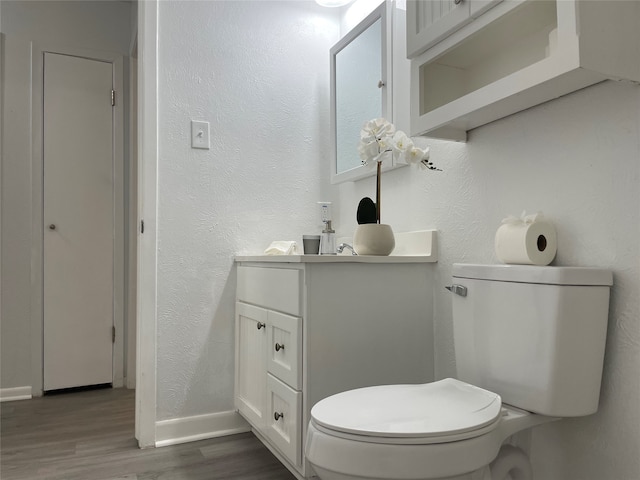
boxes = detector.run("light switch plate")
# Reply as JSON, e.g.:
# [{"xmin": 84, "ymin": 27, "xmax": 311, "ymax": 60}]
[{"xmin": 191, "ymin": 120, "xmax": 210, "ymax": 149}]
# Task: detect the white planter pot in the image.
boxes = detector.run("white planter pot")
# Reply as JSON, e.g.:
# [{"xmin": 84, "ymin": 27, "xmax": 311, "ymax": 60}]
[{"xmin": 354, "ymin": 224, "xmax": 395, "ymax": 256}]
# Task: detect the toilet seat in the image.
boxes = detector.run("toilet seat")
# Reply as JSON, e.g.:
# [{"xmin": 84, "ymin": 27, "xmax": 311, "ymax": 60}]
[{"xmin": 310, "ymin": 378, "xmax": 502, "ymax": 445}]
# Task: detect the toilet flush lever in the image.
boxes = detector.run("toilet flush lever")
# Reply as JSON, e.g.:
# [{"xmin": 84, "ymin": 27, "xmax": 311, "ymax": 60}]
[{"xmin": 445, "ymin": 284, "xmax": 467, "ymax": 297}]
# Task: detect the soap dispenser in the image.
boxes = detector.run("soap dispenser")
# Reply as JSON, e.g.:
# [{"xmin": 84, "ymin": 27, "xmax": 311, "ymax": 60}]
[{"xmin": 319, "ymin": 220, "xmax": 336, "ymax": 255}]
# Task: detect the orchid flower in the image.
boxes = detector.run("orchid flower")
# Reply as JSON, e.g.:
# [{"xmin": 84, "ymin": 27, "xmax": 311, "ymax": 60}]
[{"xmin": 356, "ymin": 118, "xmax": 440, "ymax": 224}]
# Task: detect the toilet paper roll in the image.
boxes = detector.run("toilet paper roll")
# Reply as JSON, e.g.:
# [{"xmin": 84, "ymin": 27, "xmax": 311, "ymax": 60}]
[{"xmin": 495, "ymin": 216, "xmax": 557, "ymax": 266}]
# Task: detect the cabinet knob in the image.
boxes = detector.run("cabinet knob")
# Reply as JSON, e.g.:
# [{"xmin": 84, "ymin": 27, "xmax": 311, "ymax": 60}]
[
  {"xmin": 256, "ymin": 322, "xmax": 266, "ymax": 330},
  {"xmin": 49, "ymin": 224, "xmax": 57, "ymax": 230},
  {"xmin": 454, "ymin": 0, "xmax": 463, "ymax": 4},
  {"xmin": 274, "ymin": 412, "xmax": 284, "ymax": 421},
  {"xmin": 377, "ymin": 80, "xmax": 385, "ymax": 88},
  {"xmin": 275, "ymin": 343, "xmax": 285, "ymax": 352}
]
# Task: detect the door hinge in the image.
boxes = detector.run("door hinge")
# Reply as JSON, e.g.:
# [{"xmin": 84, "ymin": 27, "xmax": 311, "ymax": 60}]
[
  {"xmin": 111, "ymin": 89, "xmax": 116, "ymax": 106},
  {"xmin": 112, "ymin": 326, "xmax": 116, "ymax": 343},
  {"xmin": 141, "ymin": 219, "xmax": 144, "ymax": 234}
]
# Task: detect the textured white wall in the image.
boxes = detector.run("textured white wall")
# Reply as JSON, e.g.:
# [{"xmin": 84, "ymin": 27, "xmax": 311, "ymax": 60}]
[
  {"xmin": 156, "ymin": 1, "xmax": 339, "ymax": 420},
  {"xmin": 334, "ymin": 80, "xmax": 640, "ymax": 480},
  {"xmin": 1, "ymin": 1, "xmax": 132, "ymax": 55}
]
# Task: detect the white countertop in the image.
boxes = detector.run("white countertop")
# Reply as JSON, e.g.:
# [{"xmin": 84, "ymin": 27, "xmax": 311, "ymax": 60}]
[
  {"xmin": 237, "ymin": 229, "xmax": 438, "ymax": 264},
  {"xmin": 234, "ymin": 254, "xmax": 436, "ymax": 264}
]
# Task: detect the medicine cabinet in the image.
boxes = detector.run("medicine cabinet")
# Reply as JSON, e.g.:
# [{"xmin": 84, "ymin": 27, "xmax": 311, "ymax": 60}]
[
  {"xmin": 406, "ymin": 0, "xmax": 640, "ymax": 141},
  {"xmin": 330, "ymin": 2, "xmax": 395, "ymax": 184}
]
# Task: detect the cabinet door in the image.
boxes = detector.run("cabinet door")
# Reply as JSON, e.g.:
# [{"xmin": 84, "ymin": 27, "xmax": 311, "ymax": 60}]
[
  {"xmin": 236, "ymin": 302, "xmax": 268, "ymax": 429},
  {"xmin": 267, "ymin": 310, "xmax": 302, "ymax": 390},
  {"xmin": 266, "ymin": 374, "xmax": 302, "ymax": 467},
  {"xmin": 407, "ymin": 0, "xmax": 471, "ymax": 58}
]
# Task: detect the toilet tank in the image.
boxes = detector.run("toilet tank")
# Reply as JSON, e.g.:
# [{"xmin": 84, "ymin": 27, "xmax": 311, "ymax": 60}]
[{"xmin": 451, "ymin": 264, "xmax": 612, "ymax": 417}]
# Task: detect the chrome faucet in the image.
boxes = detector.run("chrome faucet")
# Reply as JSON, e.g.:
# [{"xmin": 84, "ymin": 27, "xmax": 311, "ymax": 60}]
[{"xmin": 337, "ymin": 243, "xmax": 357, "ymax": 255}]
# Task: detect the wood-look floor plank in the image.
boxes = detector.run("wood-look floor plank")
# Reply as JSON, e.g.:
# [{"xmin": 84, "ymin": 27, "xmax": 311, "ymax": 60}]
[{"xmin": 1, "ymin": 388, "xmax": 296, "ymax": 480}]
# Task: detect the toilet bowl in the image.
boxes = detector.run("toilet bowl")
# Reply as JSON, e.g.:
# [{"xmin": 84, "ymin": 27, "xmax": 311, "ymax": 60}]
[{"xmin": 305, "ymin": 378, "xmax": 555, "ymax": 480}]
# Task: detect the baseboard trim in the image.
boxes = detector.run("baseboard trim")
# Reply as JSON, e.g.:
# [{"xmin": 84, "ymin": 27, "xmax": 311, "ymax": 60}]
[
  {"xmin": 155, "ymin": 410, "xmax": 250, "ymax": 447},
  {"xmin": 0, "ymin": 386, "xmax": 33, "ymax": 402}
]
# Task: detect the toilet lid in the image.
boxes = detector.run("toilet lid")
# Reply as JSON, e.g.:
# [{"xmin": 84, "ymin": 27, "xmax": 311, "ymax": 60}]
[{"xmin": 310, "ymin": 378, "xmax": 502, "ymax": 441}]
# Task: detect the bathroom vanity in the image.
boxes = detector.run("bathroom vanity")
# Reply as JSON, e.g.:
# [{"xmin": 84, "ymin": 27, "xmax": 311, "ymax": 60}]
[{"xmin": 234, "ymin": 256, "xmax": 435, "ymax": 479}]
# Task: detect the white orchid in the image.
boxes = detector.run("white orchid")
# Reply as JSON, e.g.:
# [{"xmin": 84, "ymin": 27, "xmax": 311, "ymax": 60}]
[
  {"xmin": 358, "ymin": 117, "xmax": 433, "ymax": 166},
  {"xmin": 404, "ymin": 145, "xmax": 438, "ymax": 170},
  {"xmin": 357, "ymin": 140, "xmax": 381, "ymax": 163},
  {"xmin": 391, "ymin": 131, "xmax": 414, "ymax": 160},
  {"xmin": 405, "ymin": 146, "xmax": 427, "ymax": 163},
  {"xmin": 358, "ymin": 118, "xmax": 438, "ymax": 170},
  {"xmin": 358, "ymin": 118, "xmax": 396, "ymax": 166},
  {"xmin": 356, "ymin": 118, "xmax": 440, "ymax": 224},
  {"xmin": 360, "ymin": 117, "xmax": 395, "ymax": 143}
]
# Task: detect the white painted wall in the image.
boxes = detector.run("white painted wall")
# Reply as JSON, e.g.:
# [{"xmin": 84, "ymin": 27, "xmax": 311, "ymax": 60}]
[
  {"xmin": 155, "ymin": 1, "xmax": 339, "ymax": 420},
  {"xmin": 1, "ymin": 34, "xmax": 33, "ymax": 391},
  {"xmin": 1, "ymin": 1, "xmax": 132, "ymax": 54},
  {"xmin": 0, "ymin": 1, "xmax": 132, "ymax": 391}
]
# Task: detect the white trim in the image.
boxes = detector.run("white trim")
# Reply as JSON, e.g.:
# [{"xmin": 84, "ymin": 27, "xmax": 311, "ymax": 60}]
[
  {"xmin": 0, "ymin": 386, "xmax": 33, "ymax": 402},
  {"xmin": 155, "ymin": 411, "xmax": 250, "ymax": 448},
  {"xmin": 30, "ymin": 43, "xmax": 127, "ymax": 395},
  {"xmin": 135, "ymin": 0, "xmax": 158, "ymax": 448},
  {"xmin": 125, "ymin": 4, "xmax": 139, "ymax": 393},
  {"xmin": 30, "ymin": 38, "xmax": 43, "ymax": 397},
  {"xmin": 126, "ymin": 53, "xmax": 138, "ymax": 390},
  {"xmin": 112, "ymin": 54, "xmax": 126, "ymax": 389},
  {"xmin": 0, "ymin": 34, "xmax": 4, "ymax": 388}
]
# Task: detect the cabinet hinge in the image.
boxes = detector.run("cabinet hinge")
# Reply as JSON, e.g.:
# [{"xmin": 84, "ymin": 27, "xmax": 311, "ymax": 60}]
[
  {"xmin": 111, "ymin": 89, "xmax": 116, "ymax": 106},
  {"xmin": 112, "ymin": 326, "xmax": 116, "ymax": 343}
]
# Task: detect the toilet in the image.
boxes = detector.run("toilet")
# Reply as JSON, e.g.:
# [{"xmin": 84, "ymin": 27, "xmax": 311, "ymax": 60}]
[{"xmin": 305, "ymin": 263, "xmax": 612, "ymax": 480}]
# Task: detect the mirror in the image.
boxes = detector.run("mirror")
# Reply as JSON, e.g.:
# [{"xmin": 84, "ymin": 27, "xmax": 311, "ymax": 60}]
[{"xmin": 330, "ymin": 2, "xmax": 393, "ymax": 184}]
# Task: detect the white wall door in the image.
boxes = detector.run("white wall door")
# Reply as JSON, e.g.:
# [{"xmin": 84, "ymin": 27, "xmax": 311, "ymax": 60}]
[{"xmin": 43, "ymin": 52, "xmax": 114, "ymax": 391}]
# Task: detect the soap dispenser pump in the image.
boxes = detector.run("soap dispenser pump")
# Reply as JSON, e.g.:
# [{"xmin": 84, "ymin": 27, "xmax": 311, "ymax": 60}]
[{"xmin": 319, "ymin": 220, "xmax": 336, "ymax": 255}]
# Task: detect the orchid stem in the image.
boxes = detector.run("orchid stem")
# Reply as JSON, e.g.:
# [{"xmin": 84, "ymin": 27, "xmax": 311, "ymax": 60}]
[{"xmin": 376, "ymin": 161, "xmax": 381, "ymax": 224}]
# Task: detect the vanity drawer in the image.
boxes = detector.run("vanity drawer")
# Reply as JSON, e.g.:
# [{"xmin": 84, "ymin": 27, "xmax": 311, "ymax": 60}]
[
  {"xmin": 237, "ymin": 266, "xmax": 301, "ymax": 315},
  {"xmin": 266, "ymin": 374, "xmax": 302, "ymax": 467},
  {"xmin": 267, "ymin": 310, "xmax": 302, "ymax": 390}
]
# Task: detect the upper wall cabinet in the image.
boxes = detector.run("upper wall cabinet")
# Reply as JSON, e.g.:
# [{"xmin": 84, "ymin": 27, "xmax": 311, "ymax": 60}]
[
  {"xmin": 406, "ymin": 0, "xmax": 502, "ymax": 58},
  {"xmin": 406, "ymin": 0, "xmax": 640, "ymax": 141}
]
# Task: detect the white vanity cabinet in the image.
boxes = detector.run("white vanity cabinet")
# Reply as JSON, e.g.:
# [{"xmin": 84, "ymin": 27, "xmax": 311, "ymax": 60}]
[
  {"xmin": 406, "ymin": 0, "xmax": 640, "ymax": 141},
  {"xmin": 235, "ymin": 259, "xmax": 434, "ymax": 479},
  {"xmin": 235, "ymin": 266, "xmax": 303, "ymax": 466}
]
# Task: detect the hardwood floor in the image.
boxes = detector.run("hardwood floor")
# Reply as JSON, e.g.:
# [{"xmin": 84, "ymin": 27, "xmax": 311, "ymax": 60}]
[{"xmin": 1, "ymin": 388, "xmax": 296, "ymax": 480}]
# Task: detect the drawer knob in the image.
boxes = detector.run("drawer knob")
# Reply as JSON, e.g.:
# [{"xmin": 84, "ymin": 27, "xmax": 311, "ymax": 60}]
[
  {"xmin": 275, "ymin": 343, "xmax": 285, "ymax": 352},
  {"xmin": 256, "ymin": 322, "xmax": 266, "ymax": 330},
  {"xmin": 274, "ymin": 412, "xmax": 284, "ymax": 421}
]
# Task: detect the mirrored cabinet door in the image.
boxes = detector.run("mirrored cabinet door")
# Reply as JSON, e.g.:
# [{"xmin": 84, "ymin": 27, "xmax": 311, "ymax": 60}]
[{"xmin": 330, "ymin": 2, "xmax": 394, "ymax": 184}]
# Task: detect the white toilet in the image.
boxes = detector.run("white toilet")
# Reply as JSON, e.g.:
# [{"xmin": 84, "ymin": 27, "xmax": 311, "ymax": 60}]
[{"xmin": 305, "ymin": 264, "xmax": 612, "ymax": 480}]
